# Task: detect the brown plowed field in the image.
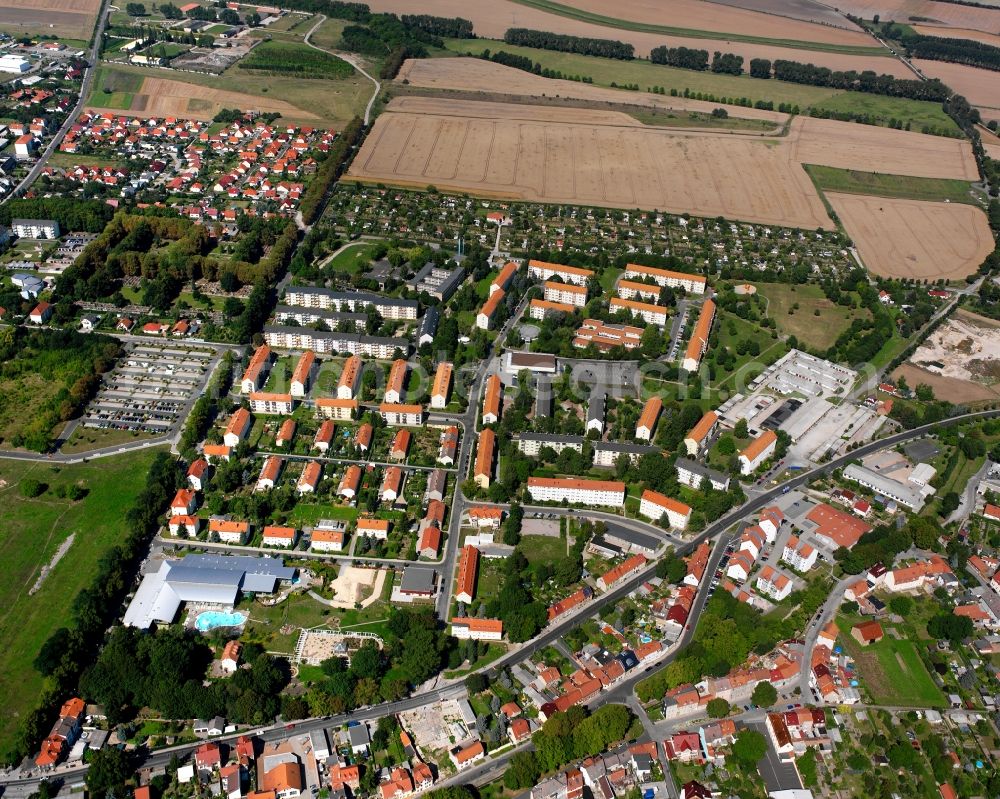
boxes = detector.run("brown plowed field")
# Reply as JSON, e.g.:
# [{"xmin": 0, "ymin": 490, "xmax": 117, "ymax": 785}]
[
  {"xmin": 397, "ymin": 58, "xmax": 788, "ymax": 123},
  {"xmin": 707, "ymin": 0, "xmax": 858, "ymax": 28},
  {"xmin": 535, "ymin": 0, "xmax": 871, "ymax": 45},
  {"xmin": 87, "ymin": 77, "xmax": 318, "ymax": 121},
  {"xmin": 913, "ymin": 60, "xmax": 1000, "ymax": 119},
  {"xmin": 790, "ymin": 117, "xmax": 979, "ymax": 180},
  {"xmin": 363, "ymin": 0, "xmax": 912, "ymax": 75},
  {"xmin": 912, "ymin": 25, "xmax": 1000, "ymax": 48},
  {"xmin": 0, "ymin": 0, "xmax": 100, "ymax": 38},
  {"xmin": 349, "ymin": 97, "xmax": 834, "ymax": 229},
  {"xmin": 891, "ymin": 364, "xmax": 1000, "ymax": 403},
  {"xmin": 833, "ymin": 0, "xmax": 1000, "ymax": 33},
  {"xmin": 827, "ymin": 193, "xmax": 994, "ymax": 280}
]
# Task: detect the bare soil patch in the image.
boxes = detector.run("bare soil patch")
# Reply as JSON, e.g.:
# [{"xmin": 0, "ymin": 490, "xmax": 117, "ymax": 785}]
[
  {"xmin": 541, "ymin": 0, "xmax": 871, "ymax": 45},
  {"xmin": 893, "ymin": 364, "xmax": 1000, "ymax": 403},
  {"xmin": 366, "ymin": 0, "xmax": 912, "ymax": 74},
  {"xmin": 833, "ymin": 0, "xmax": 1000, "ymax": 33},
  {"xmin": 349, "ymin": 96, "xmax": 833, "ymax": 228},
  {"xmin": 827, "ymin": 192, "xmax": 994, "ymax": 280},
  {"xmin": 89, "ymin": 76, "xmax": 319, "ymax": 121},
  {"xmin": 913, "ymin": 59, "xmax": 1000, "ymax": 118},
  {"xmin": 398, "ymin": 57, "xmax": 787, "ymax": 123}
]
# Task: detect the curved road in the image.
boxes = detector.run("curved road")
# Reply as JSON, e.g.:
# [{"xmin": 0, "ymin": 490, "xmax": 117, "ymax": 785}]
[
  {"xmin": 303, "ymin": 15, "xmax": 381, "ymax": 125},
  {"xmin": 6, "ymin": 409, "xmax": 998, "ymax": 789}
]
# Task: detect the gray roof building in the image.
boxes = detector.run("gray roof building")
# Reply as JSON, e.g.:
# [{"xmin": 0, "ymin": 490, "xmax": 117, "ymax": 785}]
[
  {"xmin": 418, "ymin": 306, "xmax": 440, "ymax": 347},
  {"xmin": 400, "ymin": 565, "xmax": 436, "ymax": 595},
  {"xmin": 407, "ymin": 263, "xmax": 465, "ymax": 302}
]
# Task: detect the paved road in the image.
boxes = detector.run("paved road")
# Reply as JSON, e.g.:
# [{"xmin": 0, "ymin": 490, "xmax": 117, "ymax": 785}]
[
  {"xmin": 3, "ymin": 0, "xmax": 111, "ymax": 201},
  {"xmin": 303, "ymin": 15, "xmax": 381, "ymax": 125}
]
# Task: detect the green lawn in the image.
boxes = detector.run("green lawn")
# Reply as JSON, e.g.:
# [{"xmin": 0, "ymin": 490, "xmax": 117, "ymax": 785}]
[
  {"xmin": 288, "ymin": 503, "xmax": 359, "ymax": 526},
  {"xmin": 520, "ymin": 534, "xmax": 568, "ymax": 564},
  {"xmin": 806, "ymin": 165, "xmax": 980, "ymax": 205},
  {"xmin": 325, "ymin": 242, "xmax": 376, "ymax": 274},
  {"xmin": 88, "ymin": 64, "xmax": 143, "ymax": 109},
  {"xmin": 0, "ymin": 448, "xmax": 167, "ymax": 757},
  {"xmin": 709, "ymin": 311, "xmax": 789, "ymax": 395},
  {"xmin": 755, "ymin": 282, "xmax": 868, "ymax": 351},
  {"xmin": 504, "ymin": 0, "xmax": 888, "ymax": 54},
  {"xmin": 837, "ymin": 616, "xmax": 945, "ymax": 707},
  {"xmin": 810, "ymin": 92, "xmax": 959, "ymax": 134}
]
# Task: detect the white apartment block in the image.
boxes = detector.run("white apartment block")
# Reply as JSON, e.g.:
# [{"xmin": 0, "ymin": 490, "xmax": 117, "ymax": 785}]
[
  {"xmin": 380, "ymin": 404, "xmax": 424, "ymax": 426},
  {"xmin": 527, "ymin": 259, "xmax": 594, "ymax": 286},
  {"xmin": 526, "ymin": 477, "xmax": 625, "ymax": 507},
  {"xmin": 283, "ymin": 287, "xmax": 418, "ymax": 320},
  {"xmin": 249, "ymin": 393, "xmax": 295, "ymax": 415},
  {"xmin": 623, "ymin": 264, "xmax": 706, "ymax": 294},
  {"xmin": 515, "ymin": 434, "xmax": 584, "ymax": 457},
  {"xmin": 638, "ymin": 489, "xmax": 691, "ymax": 530},
  {"xmin": 675, "ymin": 458, "xmax": 730, "ymax": 491},
  {"xmin": 544, "ymin": 281, "xmax": 587, "ymax": 307},
  {"xmin": 610, "ymin": 297, "xmax": 668, "ymax": 327},
  {"xmin": 11, "ymin": 218, "xmax": 59, "ymax": 239},
  {"xmin": 617, "ymin": 279, "xmax": 661, "ymax": 303},
  {"xmin": 781, "ymin": 535, "xmax": 818, "ymax": 572},
  {"xmin": 264, "ymin": 327, "xmax": 401, "ymax": 359}
]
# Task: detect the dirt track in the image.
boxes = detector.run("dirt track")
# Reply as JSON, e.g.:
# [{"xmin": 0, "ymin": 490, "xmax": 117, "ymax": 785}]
[{"xmin": 827, "ymin": 192, "xmax": 994, "ymax": 280}]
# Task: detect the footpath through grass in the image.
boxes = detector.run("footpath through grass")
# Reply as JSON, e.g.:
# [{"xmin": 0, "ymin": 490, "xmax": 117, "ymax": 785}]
[
  {"xmin": 806, "ymin": 164, "xmax": 980, "ymax": 205},
  {"xmin": 505, "ymin": 0, "xmax": 889, "ymax": 54},
  {"xmin": 0, "ymin": 448, "xmax": 166, "ymax": 757}
]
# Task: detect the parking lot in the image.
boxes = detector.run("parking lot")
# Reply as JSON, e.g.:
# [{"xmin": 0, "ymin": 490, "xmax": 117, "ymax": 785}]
[{"xmin": 81, "ymin": 342, "xmax": 218, "ymax": 434}]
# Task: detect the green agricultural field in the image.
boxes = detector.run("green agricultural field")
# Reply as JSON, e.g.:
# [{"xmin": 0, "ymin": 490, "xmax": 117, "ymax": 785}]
[
  {"xmin": 837, "ymin": 616, "xmax": 946, "ymax": 707},
  {"xmin": 805, "ymin": 165, "xmax": 980, "ymax": 206},
  {"xmin": 505, "ymin": 0, "xmax": 888, "ymax": 54},
  {"xmin": 0, "ymin": 449, "xmax": 166, "ymax": 757},
  {"xmin": 810, "ymin": 92, "xmax": 959, "ymax": 134},
  {"xmin": 755, "ymin": 282, "xmax": 869, "ymax": 351},
  {"xmin": 89, "ymin": 64, "xmax": 143, "ymax": 109}
]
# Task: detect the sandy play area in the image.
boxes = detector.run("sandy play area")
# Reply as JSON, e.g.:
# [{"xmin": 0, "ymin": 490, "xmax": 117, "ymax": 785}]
[{"xmin": 325, "ymin": 565, "xmax": 386, "ymax": 609}]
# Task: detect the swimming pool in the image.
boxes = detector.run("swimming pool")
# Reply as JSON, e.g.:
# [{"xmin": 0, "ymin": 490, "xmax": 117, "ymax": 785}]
[{"xmin": 194, "ymin": 611, "xmax": 247, "ymax": 631}]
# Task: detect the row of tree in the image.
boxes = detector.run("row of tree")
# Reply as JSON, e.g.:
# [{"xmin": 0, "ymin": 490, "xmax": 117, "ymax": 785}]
[
  {"xmin": 900, "ymin": 30, "xmax": 1000, "ymax": 73},
  {"xmin": 504, "ymin": 28, "xmax": 635, "ymax": 60}
]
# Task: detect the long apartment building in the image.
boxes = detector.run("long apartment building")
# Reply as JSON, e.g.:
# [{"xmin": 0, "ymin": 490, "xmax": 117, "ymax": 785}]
[
  {"xmin": 474, "ymin": 428, "xmax": 496, "ymax": 489},
  {"xmin": 284, "ymin": 286, "xmax": 418, "ymax": 320},
  {"xmin": 529, "ymin": 298, "xmax": 575, "ymax": 321},
  {"xmin": 491, "ymin": 261, "xmax": 519, "ymax": 295},
  {"xmin": 635, "ymin": 397, "xmax": 662, "ymax": 442},
  {"xmin": 739, "ymin": 429, "xmax": 778, "ymax": 475},
  {"xmin": 249, "ymin": 392, "xmax": 294, "ymax": 415},
  {"xmin": 384, "ymin": 358, "xmax": 408, "ymax": 404},
  {"xmin": 684, "ymin": 410, "xmax": 718, "ymax": 456},
  {"xmin": 337, "ymin": 355, "xmax": 362, "ymax": 399},
  {"xmin": 682, "ymin": 299, "xmax": 716, "ymax": 372},
  {"xmin": 516, "ymin": 433, "xmax": 584, "ymax": 457},
  {"xmin": 526, "ymin": 477, "xmax": 625, "ymax": 507},
  {"xmin": 482, "ymin": 374, "xmax": 502, "ymax": 425},
  {"xmin": 639, "ymin": 489, "xmax": 692, "ymax": 530},
  {"xmin": 431, "ymin": 361, "xmax": 452, "ymax": 409},
  {"xmin": 528, "ymin": 259, "xmax": 594, "ymax": 286},
  {"xmin": 574, "ymin": 319, "xmax": 643, "ymax": 351},
  {"xmin": 290, "ymin": 350, "xmax": 315, "ymax": 398},
  {"xmin": 264, "ymin": 326, "xmax": 405, "ymax": 359},
  {"xmin": 315, "ymin": 398, "xmax": 358, "ymax": 421},
  {"xmin": 675, "ymin": 457, "xmax": 730, "ymax": 491},
  {"xmin": 617, "ymin": 279, "xmax": 661, "ymax": 303},
  {"xmin": 274, "ymin": 305, "xmax": 366, "ymax": 332},
  {"xmin": 241, "ymin": 344, "xmax": 273, "ymax": 394},
  {"xmin": 477, "ymin": 289, "xmax": 505, "ymax": 330},
  {"xmin": 544, "ymin": 281, "xmax": 587, "ymax": 307},
  {"xmin": 380, "ymin": 403, "xmax": 424, "ymax": 426},
  {"xmin": 592, "ymin": 441, "xmax": 657, "ymax": 467},
  {"xmin": 456, "ymin": 545, "xmax": 480, "ymax": 604},
  {"xmin": 623, "ymin": 264, "xmax": 706, "ymax": 294},
  {"xmin": 610, "ymin": 297, "xmax": 668, "ymax": 327}
]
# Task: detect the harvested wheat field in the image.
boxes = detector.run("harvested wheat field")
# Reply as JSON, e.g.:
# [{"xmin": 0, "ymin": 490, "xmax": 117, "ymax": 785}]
[
  {"xmin": 913, "ymin": 60, "xmax": 1000, "ymax": 119},
  {"xmin": 397, "ymin": 58, "xmax": 788, "ymax": 124},
  {"xmin": 365, "ymin": 0, "xmax": 911, "ymax": 74},
  {"xmin": 834, "ymin": 0, "xmax": 1000, "ymax": 33},
  {"xmin": 912, "ymin": 25, "xmax": 1000, "ymax": 48},
  {"xmin": 0, "ymin": 0, "xmax": 101, "ymax": 38},
  {"xmin": 827, "ymin": 193, "xmax": 994, "ymax": 280},
  {"xmin": 536, "ymin": 0, "xmax": 871, "ymax": 46},
  {"xmin": 89, "ymin": 77, "xmax": 318, "ymax": 121},
  {"xmin": 709, "ymin": 0, "xmax": 859, "ymax": 27},
  {"xmin": 349, "ymin": 97, "xmax": 833, "ymax": 228},
  {"xmin": 789, "ymin": 116, "xmax": 979, "ymax": 180}
]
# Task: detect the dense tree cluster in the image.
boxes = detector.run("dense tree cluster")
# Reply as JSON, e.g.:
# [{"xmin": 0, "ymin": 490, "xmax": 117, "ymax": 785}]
[
  {"xmin": 400, "ymin": 14, "xmax": 473, "ymax": 38},
  {"xmin": 711, "ymin": 51, "xmax": 743, "ymax": 75},
  {"xmin": 0, "ymin": 198, "xmax": 114, "ymax": 232},
  {"xmin": 0, "ymin": 328, "xmax": 121, "ymax": 451},
  {"xmin": 650, "ymin": 45, "xmax": 708, "ymax": 70},
  {"xmin": 900, "ymin": 30, "xmax": 1000, "ymax": 72},
  {"xmin": 770, "ymin": 59, "xmax": 950, "ymax": 101},
  {"xmin": 504, "ymin": 28, "xmax": 634, "ymax": 60}
]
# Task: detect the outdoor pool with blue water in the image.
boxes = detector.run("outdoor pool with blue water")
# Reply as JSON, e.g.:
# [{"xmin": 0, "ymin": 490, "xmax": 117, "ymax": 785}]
[{"xmin": 195, "ymin": 611, "xmax": 247, "ymax": 631}]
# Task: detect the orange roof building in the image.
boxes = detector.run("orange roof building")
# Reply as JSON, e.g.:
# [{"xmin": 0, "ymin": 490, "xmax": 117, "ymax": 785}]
[
  {"xmin": 477, "ymin": 288, "xmax": 505, "ymax": 330},
  {"xmin": 597, "ymin": 554, "xmax": 647, "ymax": 590},
  {"xmin": 241, "ymin": 344, "xmax": 272, "ymax": 393},
  {"xmin": 338, "ymin": 464, "xmax": 362, "ymax": 498},
  {"xmin": 635, "ymin": 396, "xmax": 662, "ymax": 441},
  {"xmin": 483, "ymin": 374, "xmax": 502, "ymax": 424},
  {"xmin": 431, "ymin": 361, "xmax": 453, "ymax": 408},
  {"xmin": 492, "ymin": 261, "xmax": 519, "ymax": 294},
  {"xmin": 384, "ymin": 358, "xmax": 408, "ymax": 403},
  {"xmin": 455, "ymin": 545, "xmax": 480, "ymax": 603},
  {"xmin": 683, "ymin": 410, "xmax": 718, "ymax": 455},
  {"xmin": 337, "ymin": 355, "xmax": 363, "ymax": 399},
  {"xmin": 474, "ymin": 428, "xmax": 496, "ymax": 489},
  {"xmin": 806, "ymin": 503, "xmax": 872, "ymax": 550},
  {"xmin": 451, "ymin": 617, "xmax": 503, "ymax": 640},
  {"xmin": 526, "ymin": 476, "xmax": 626, "ymax": 507},
  {"xmin": 290, "ymin": 350, "xmax": 316, "ymax": 396},
  {"xmin": 682, "ymin": 298, "xmax": 715, "ymax": 372},
  {"xmin": 739, "ymin": 429, "xmax": 778, "ymax": 475}
]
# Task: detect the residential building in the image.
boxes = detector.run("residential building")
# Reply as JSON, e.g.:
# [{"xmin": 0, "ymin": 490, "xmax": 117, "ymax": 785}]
[
  {"xmin": 209, "ymin": 517, "xmax": 250, "ymax": 545},
  {"xmin": 355, "ymin": 423, "xmax": 373, "ymax": 452},
  {"xmin": 261, "ymin": 759, "xmax": 303, "ymax": 799},
  {"xmin": 756, "ymin": 565, "xmax": 793, "ymax": 601},
  {"xmin": 389, "ymin": 429, "xmax": 411, "ymax": 462},
  {"xmin": 739, "ymin": 429, "xmax": 777, "ymax": 475},
  {"xmin": 221, "ymin": 640, "xmax": 242, "ymax": 674},
  {"xmin": 474, "ymin": 428, "xmax": 497, "ymax": 489},
  {"xmin": 675, "ymin": 458, "xmax": 730, "ymax": 491},
  {"xmin": 384, "ymin": 358, "xmax": 408, "ymax": 404},
  {"xmin": 782, "ymin": 535, "xmax": 818, "ymax": 572},
  {"xmin": 431, "ymin": 361, "xmax": 452, "ymax": 408},
  {"xmin": 456, "ymin": 545, "xmax": 480, "ymax": 603},
  {"xmin": 381, "ymin": 467, "xmax": 403, "ymax": 502},
  {"xmin": 417, "ymin": 307, "xmax": 439, "ymax": 347},
  {"xmin": 171, "ymin": 488, "xmax": 198, "ymax": 516},
  {"xmin": 283, "ymin": 287, "xmax": 417, "ymax": 319},
  {"xmin": 683, "ymin": 411, "xmax": 718, "ymax": 456},
  {"xmin": 682, "ymin": 299, "xmax": 716, "ymax": 372},
  {"xmin": 28, "ymin": 302, "xmax": 52, "ymax": 324},
  {"xmin": 587, "ymin": 391, "xmax": 605, "ymax": 434},
  {"xmin": 851, "ymin": 621, "xmax": 884, "ymax": 646},
  {"xmin": 310, "ymin": 527, "xmax": 345, "ymax": 553},
  {"xmin": 409, "ymin": 263, "xmax": 465, "ymax": 301},
  {"xmin": 527, "ymin": 477, "xmax": 626, "ymax": 507},
  {"xmin": 528, "ymin": 259, "xmax": 594, "ymax": 286},
  {"xmin": 477, "ymin": 288, "xmax": 505, "ymax": 330},
  {"xmin": 297, "ymin": 461, "xmax": 322, "ymax": 494},
  {"xmin": 249, "ymin": 392, "xmax": 294, "ymax": 415},
  {"xmin": 574, "ymin": 319, "xmax": 643, "ymax": 351},
  {"xmin": 451, "ymin": 618, "xmax": 503, "ymax": 641},
  {"xmin": 338, "ymin": 465, "xmax": 362, "ymax": 499},
  {"xmin": 452, "ymin": 741, "xmax": 485, "ymax": 769},
  {"xmin": 337, "ymin": 355, "xmax": 363, "ymax": 399},
  {"xmin": 623, "ymin": 264, "xmax": 706, "ymax": 294},
  {"xmin": 276, "ymin": 419, "xmax": 296, "ymax": 448},
  {"xmin": 544, "ymin": 280, "xmax": 587, "ymax": 307},
  {"xmin": 491, "ymin": 261, "xmax": 519, "ymax": 294},
  {"xmin": 591, "ymin": 441, "xmax": 656, "ymax": 468},
  {"xmin": 241, "ymin": 345, "xmax": 273, "ymax": 393},
  {"xmin": 315, "ymin": 398, "xmax": 357, "ymax": 421},
  {"xmin": 597, "ymin": 554, "xmax": 647, "ymax": 590},
  {"xmin": 530, "ymin": 298, "xmax": 576, "ymax": 320},
  {"xmin": 639, "ymin": 490, "xmax": 692, "ymax": 530},
  {"xmin": 356, "ymin": 518, "xmax": 390, "ymax": 540},
  {"xmin": 516, "ymin": 432, "xmax": 584, "ymax": 457},
  {"xmin": 12, "ymin": 218, "xmax": 59, "ymax": 238},
  {"xmin": 610, "ymin": 297, "xmax": 668, "ymax": 327},
  {"xmin": 290, "ymin": 351, "xmax": 315, "ymax": 398},
  {"xmin": 438, "ymin": 425, "xmax": 459, "ymax": 465},
  {"xmin": 264, "ymin": 326, "xmax": 404, "ymax": 359},
  {"xmin": 169, "ymin": 515, "xmax": 200, "ymax": 537},
  {"xmin": 483, "ymin": 374, "xmax": 502, "ymax": 424},
  {"xmin": 262, "ymin": 526, "xmax": 297, "ymax": 548},
  {"xmin": 380, "ymin": 403, "xmax": 423, "ymax": 426},
  {"xmin": 635, "ymin": 397, "xmax": 662, "ymax": 442},
  {"xmin": 617, "ymin": 279, "xmax": 662, "ymax": 303},
  {"xmin": 314, "ymin": 420, "xmax": 335, "ymax": 453},
  {"xmin": 419, "ymin": 524, "xmax": 441, "ymax": 558}
]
